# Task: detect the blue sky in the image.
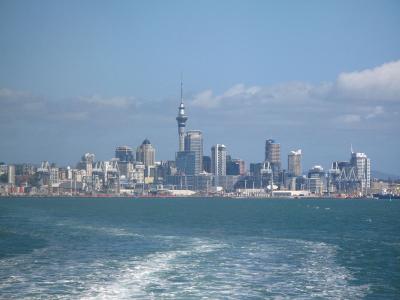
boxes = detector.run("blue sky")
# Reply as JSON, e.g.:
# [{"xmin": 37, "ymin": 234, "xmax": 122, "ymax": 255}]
[{"xmin": 1, "ymin": 0, "xmax": 400, "ymax": 174}]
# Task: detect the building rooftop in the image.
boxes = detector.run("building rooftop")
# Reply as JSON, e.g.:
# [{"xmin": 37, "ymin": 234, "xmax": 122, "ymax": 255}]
[{"xmin": 142, "ymin": 139, "xmax": 151, "ymax": 145}]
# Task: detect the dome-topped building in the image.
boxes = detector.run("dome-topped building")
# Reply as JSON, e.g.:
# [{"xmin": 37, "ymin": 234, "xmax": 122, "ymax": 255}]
[{"xmin": 136, "ymin": 138, "xmax": 155, "ymax": 167}]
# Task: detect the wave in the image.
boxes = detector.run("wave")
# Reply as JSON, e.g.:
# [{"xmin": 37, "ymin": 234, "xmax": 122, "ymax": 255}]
[
  {"xmin": 78, "ymin": 237, "xmax": 369, "ymax": 300},
  {"xmin": 55, "ymin": 221, "xmax": 144, "ymax": 238},
  {"xmin": 0, "ymin": 226, "xmax": 369, "ymax": 299},
  {"xmin": 79, "ymin": 238, "xmax": 227, "ymax": 300}
]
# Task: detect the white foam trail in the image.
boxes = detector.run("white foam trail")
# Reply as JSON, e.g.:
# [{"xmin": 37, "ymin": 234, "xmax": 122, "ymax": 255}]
[
  {"xmin": 0, "ymin": 233, "xmax": 369, "ymax": 299},
  {"xmin": 80, "ymin": 238, "xmax": 226, "ymax": 300},
  {"xmin": 56, "ymin": 221, "xmax": 143, "ymax": 237},
  {"xmin": 78, "ymin": 237, "xmax": 369, "ymax": 299}
]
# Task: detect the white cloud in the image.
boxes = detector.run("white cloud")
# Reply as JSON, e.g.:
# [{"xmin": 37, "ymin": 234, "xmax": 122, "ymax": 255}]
[
  {"xmin": 57, "ymin": 111, "xmax": 89, "ymax": 121},
  {"xmin": 365, "ymin": 106, "xmax": 384, "ymax": 119},
  {"xmin": 191, "ymin": 90, "xmax": 217, "ymax": 108},
  {"xmin": 79, "ymin": 95, "xmax": 135, "ymax": 108},
  {"xmin": 336, "ymin": 60, "xmax": 400, "ymax": 102},
  {"xmin": 0, "ymin": 88, "xmax": 45, "ymax": 116},
  {"xmin": 335, "ymin": 114, "xmax": 362, "ymax": 123},
  {"xmin": 190, "ymin": 82, "xmax": 316, "ymax": 109},
  {"xmin": 188, "ymin": 60, "xmax": 400, "ymax": 129},
  {"xmin": 0, "ymin": 88, "xmax": 30, "ymax": 99}
]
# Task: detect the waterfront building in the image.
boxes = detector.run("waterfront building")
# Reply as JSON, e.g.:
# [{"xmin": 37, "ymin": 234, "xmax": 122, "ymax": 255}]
[
  {"xmin": 79, "ymin": 153, "xmax": 95, "ymax": 177},
  {"xmin": 328, "ymin": 161, "xmax": 357, "ymax": 194},
  {"xmin": 15, "ymin": 163, "xmax": 35, "ymax": 176},
  {"xmin": 176, "ymin": 151, "xmax": 196, "ymax": 175},
  {"xmin": 0, "ymin": 164, "xmax": 8, "ymax": 177},
  {"xmin": 265, "ymin": 139, "xmax": 281, "ymax": 165},
  {"xmin": 235, "ymin": 159, "xmax": 246, "ymax": 175},
  {"xmin": 118, "ymin": 161, "xmax": 132, "ymax": 177},
  {"xmin": 176, "ymin": 81, "xmax": 188, "ymax": 152},
  {"xmin": 212, "ymin": 144, "xmax": 227, "ymax": 176},
  {"xmin": 50, "ymin": 167, "xmax": 60, "ymax": 186},
  {"xmin": 250, "ymin": 162, "xmax": 263, "ymax": 177},
  {"xmin": 7, "ymin": 165, "xmax": 15, "ymax": 185},
  {"xmin": 328, "ymin": 150, "xmax": 371, "ymax": 196},
  {"xmin": 154, "ymin": 160, "xmax": 176, "ymax": 184},
  {"xmin": 265, "ymin": 139, "xmax": 281, "ymax": 184},
  {"xmin": 288, "ymin": 149, "xmax": 302, "ymax": 177},
  {"xmin": 184, "ymin": 130, "xmax": 203, "ymax": 175},
  {"xmin": 166, "ymin": 173, "xmax": 213, "ymax": 192},
  {"xmin": 37, "ymin": 161, "xmax": 51, "ymax": 186},
  {"xmin": 307, "ymin": 165, "xmax": 325, "ymax": 195},
  {"xmin": 129, "ymin": 162, "xmax": 145, "ymax": 184},
  {"xmin": 136, "ymin": 139, "xmax": 155, "ymax": 167},
  {"xmin": 215, "ymin": 175, "xmax": 241, "ymax": 192},
  {"xmin": 226, "ymin": 156, "xmax": 246, "ymax": 176},
  {"xmin": 115, "ymin": 146, "xmax": 134, "ymax": 162},
  {"xmin": 211, "ymin": 144, "xmax": 227, "ymax": 186},
  {"xmin": 234, "ymin": 174, "xmax": 269, "ymax": 190},
  {"xmin": 350, "ymin": 151, "xmax": 371, "ymax": 195}
]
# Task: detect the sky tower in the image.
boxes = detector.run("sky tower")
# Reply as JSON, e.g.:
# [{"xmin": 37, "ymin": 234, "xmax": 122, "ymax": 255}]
[{"xmin": 176, "ymin": 80, "xmax": 188, "ymax": 152}]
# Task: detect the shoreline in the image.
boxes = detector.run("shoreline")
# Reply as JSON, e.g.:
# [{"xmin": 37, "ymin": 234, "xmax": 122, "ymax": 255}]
[{"xmin": 0, "ymin": 194, "xmax": 378, "ymax": 200}]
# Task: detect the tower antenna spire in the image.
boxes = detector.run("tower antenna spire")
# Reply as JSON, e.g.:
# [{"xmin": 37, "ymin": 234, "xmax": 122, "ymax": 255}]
[
  {"xmin": 180, "ymin": 73, "xmax": 183, "ymax": 104},
  {"xmin": 351, "ymin": 144, "xmax": 354, "ymax": 154}
]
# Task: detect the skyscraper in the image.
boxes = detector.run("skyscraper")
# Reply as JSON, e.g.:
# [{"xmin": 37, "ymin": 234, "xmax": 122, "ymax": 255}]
[
  {"xmin": 136, "ymin": 139, "xmax": 155, "ymax": 167},
  {"xmin": 176, "ymin": 81, "xmax": 188, "ymax": 152},
  {"xmin": 265, "ymin": 139, "xmax": 281, "ymax": 183},
  {"xmin": 265, "ymin": 139, "xmax": 281, "ymax": 165},
  {"xmin": 115, "ymin": 146, "xmax": 134, "ymax": 162},
  {"xmin": 350, "ymin": 151, "xmax": 371, "ymax": 194},
  {"xmin": 184, "ymin": 130, "xmax": 203, "ymax": 175},
  {"xmin": 211, "ymin": 144, "xmax": 227, "ymax": 176},
  {"xmin": 288, "ymin": 149, "xmax": 302, "ymax": 177},
  {"xmin": 175, "ymin": 129, "xmax": 203, "ymax": 176}
]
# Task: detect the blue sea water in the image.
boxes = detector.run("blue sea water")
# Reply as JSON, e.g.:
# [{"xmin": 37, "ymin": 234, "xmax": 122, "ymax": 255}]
[{"xmin": 0, "ymin": 197, "xmax": 399, "ymax": 299}]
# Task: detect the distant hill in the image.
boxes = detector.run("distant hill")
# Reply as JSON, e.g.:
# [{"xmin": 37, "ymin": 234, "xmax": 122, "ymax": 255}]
[{"xmin": 371, "ymin": 170, "xmax": 400, "ymax": 181}]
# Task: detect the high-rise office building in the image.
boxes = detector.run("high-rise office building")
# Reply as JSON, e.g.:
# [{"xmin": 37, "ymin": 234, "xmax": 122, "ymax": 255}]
[
  {"xmin": 265, "ymin": 139, "xmax": 281, "ymax": 165},
  {"xmin": 176, "ymin": 81, "xmax": 188, "ymax": 152},
  {"xmin": 211, "ymin": 144, "xmax": 227, "ymax": 176},
  {"xmin": 136, "ymin": 139, "xmax": 155, "ymax": 167},
  {"xmin": 184, "ymin": 130, "xmax": 203, "ymax": 175},
  {"xmin": 265, "ymin": 139, "xmax": 281, "ymax": 183},
  {"xmin": 350, "ymin": 151, "xmax": 371, "ymax": 194},
  {"xmin": 115, "ymin": 146, "xmax": 134, "ymax": 162},
  {"xmin": 174, "ymin": 83, "xmax": 201, "ymax": 176},
  {"xmin": 288, "ymin": 149, "xmax": 302, "ymax": 177}
]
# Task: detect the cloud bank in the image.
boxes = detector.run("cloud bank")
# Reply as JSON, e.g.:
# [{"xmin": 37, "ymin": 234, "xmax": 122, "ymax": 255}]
[
  {"xmin": 0, "ymin": 60, "xmax": 399, "ymax": 173},
  {"xmin": 189, "ymin": 60, "xmax": 400, "ymax": 127}
]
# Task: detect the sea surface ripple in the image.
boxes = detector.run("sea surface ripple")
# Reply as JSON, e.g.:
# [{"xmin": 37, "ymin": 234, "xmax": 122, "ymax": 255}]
[{"xmin": 0, "ymin": 197, "xmax": 399, "ymax": 299}]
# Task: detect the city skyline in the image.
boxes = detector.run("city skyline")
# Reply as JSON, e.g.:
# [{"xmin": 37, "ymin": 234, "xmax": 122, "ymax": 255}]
[{"xmin": 0, "ymin": 1, "xmax": 399, "ymax": 174}]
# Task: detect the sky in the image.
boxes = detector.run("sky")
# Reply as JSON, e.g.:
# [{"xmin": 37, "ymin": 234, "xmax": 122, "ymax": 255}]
[{"xmin": 0, "ymin": 0, "xmax": 400, "ymax": 174}]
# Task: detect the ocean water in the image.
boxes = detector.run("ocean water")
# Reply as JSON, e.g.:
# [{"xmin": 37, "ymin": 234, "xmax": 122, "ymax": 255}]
[{"xmin": 0, "ymin": 197, "xmax": 399, "ymax": 299}]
